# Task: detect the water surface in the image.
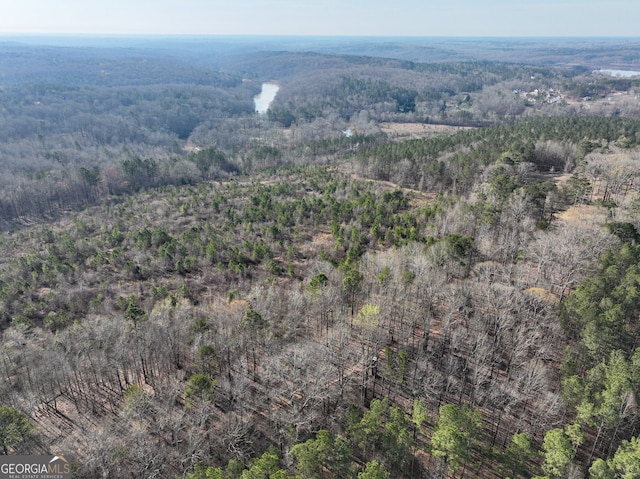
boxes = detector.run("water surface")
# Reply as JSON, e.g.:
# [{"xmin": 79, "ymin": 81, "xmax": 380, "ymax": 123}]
[
  {"xmin": 254, "ymin": 82, "xmax": 280, "ymax": 114},
  {"xmin": 597, "ymin": 69, "xmax": 640, "ymax": 78}
]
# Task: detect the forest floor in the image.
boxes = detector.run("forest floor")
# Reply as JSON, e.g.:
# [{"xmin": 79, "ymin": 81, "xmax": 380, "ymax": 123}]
[
  {"xmin": 550, "ymin": 172, "xmax": 610, "ymax": 227},
  {"xmin": 556, "ymin": 204, "xmax": 606, "ymax": 226}
]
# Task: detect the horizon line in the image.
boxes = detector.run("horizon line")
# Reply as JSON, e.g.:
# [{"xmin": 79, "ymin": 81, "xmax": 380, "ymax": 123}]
[{"xmin": 2, "ymin": 32, "xmax": 640, "ymax": 39}]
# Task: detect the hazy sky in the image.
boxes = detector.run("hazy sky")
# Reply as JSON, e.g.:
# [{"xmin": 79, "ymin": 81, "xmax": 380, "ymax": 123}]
[{"xmin": 1, "ymin": 0, "xmax": 639, "ymax": 37}]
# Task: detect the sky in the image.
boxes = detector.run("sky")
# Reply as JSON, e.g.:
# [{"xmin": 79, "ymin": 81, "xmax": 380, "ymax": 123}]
[{"xmin": 1, "ymin": 0, "xmax": 639, "ymax": 37}]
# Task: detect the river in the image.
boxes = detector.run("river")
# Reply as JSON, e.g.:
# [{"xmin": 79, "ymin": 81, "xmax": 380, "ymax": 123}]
[
  {"xmin": 597, "ymin": 69, "xmax": 640, "ymax": 78},
  {"xmin": 254, "ymin": 82, "xmax": 280, "ymax": 114}
]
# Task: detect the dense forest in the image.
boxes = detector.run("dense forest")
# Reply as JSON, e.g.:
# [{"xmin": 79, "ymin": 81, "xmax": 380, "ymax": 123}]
[{"xmin": 1, "ymin": 36, "xmax": 640, "ymax": 479}]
